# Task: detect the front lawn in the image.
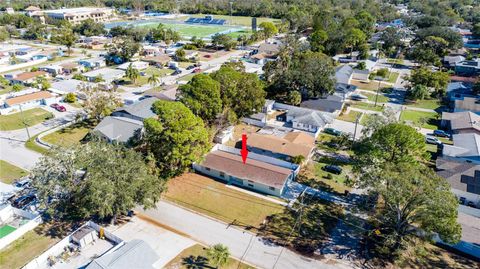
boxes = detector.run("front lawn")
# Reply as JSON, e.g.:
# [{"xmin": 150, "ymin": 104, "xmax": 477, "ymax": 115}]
[
  {"xmin": 165, "ymin": 244, "xmax": 254, "ymax": 269},
  {"xmin": 0, "ymin": 108, "xmax": 54, "ymax": 131},
  {"xmin": 297, "ymin": 160, "xmax": 353, "ymax": 195},
  {"xmin": 404, "ymin": 99, "xmax": 442, "ymax": 110},
  {"xmin": 348, "ymin": 101, "xmax": 384, "ymax": 112},
  {"xmin": 164, "ymin": 173, "xmax": 285, "ymax": 228},
  {"xmin": 387, "ymin": 72, "xmax": 399, "ymax": 84},
  {"xmin": 25, "ymin": 133, "xmax": 49, "ymax": 154},
  {"xmin": 123, "ymin": 67, "xmax": 174, "ymax": 86},
  {"xmin": 400, "ymin": 110, "xmax": 439, "ymax": 130},
  {"xmin": 178, "ymin": 73, "xmax": 195, "ymax": 82},
  {"xmin": 42, "ymin": 121, "xmax": 93, "ymax": 147},
  {"xmin": 0, "ymin": 160, "xmax": 28, "ymax": 184},
  {"xmin": 363, "ymin": 92, "xmax": 389, "ymax": 103},
  {"xmin": 337, "ymin": 110, "xmax": 363, "ymax": 123},
  {"xmin": 350, "ymin": 80, "xmax": 391, "ymax": 92}
]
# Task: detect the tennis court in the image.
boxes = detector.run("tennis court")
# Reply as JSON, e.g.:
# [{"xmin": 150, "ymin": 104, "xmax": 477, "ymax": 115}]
[{"xmin": 0, "ymin": 225, "xmax": 16, "ymax": 238}]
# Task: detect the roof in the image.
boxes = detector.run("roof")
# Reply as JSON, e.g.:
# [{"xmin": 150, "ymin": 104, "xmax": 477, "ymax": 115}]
[
  {"xmin": 454, "ymin": 97, "xmax": 480, "ymax": 112},
  {"xmin": 450, "ymin": 75, "xmax": 478, "ymax": 83},
  {"xmin": 83, "ymin": 68, "xmax": 124, "ymax": 81},
  {"xmin": 113, "ymin": 97, "xmax": 158, "ymax": 120},
  {"xmin": 443, "ymin": 133, "xmax": 480, "ymax": 158},
  {"xmin": 5, "ymin": 91, "xmax": 53, "ymax": 106},
  {"xmin": 13, "ymin": 71, "xmax": 48, "ymax": 82},
  {"xmin": 283, "ymin": 131, "xmax": 315, "ymax": 145},
  {"xmin": 25, "ymin": 6, "xmax": 41, "ymax": 11},
  {"xmin": 60, "ymin": 62, "xmax": 80, "ymax": 69},
  {"xmin": 300, "ymin": 97, "xmax": 344, "ymax": 113},
  {"xmin": 79, "ymin": 57, "xmax": 105, "ymax": 64},
  {"xmin": 442, "ymin": 111, "xmax": 480, "ymax": 132},
  {"xmin": 447, "ymin": 82, "xmax": 472, "ymax": 94},
  {"xmin": 143, "ymin": 86, "xmax": 178, "ymax": 101},
  {"xmin": 284, "ymin": 105, "xmax": 334, "ymax": 127},
  {"xmin": 49, "ymin": 79, "xmax": 93, "ymax": 94},
  {"xmin": 436, "ymin": 157, "xmax": 480, "ymax": 195},
  {"xmin": 93, "ymin": 116, "xmax": 143, "ymax": 143},
  {"xmin": 201, "ymin": 150, "xmax": 292, "ymax": 188},
  {"xmin": 117, "ymin": 61, "xmax": 148, "ymax": 70},
  {"xmin": 335, "ymin": 65, "xmax": 353, "ymax": 85},
  {"xmin": 86, "ymin": 240, "xmax": 159, "ymax": 269},
  {"xmin": 247, "ymin": 132, "xmax": 314, "ymax": 158},
  {"xmin": 142, "ymin": 55, "xmax": 171, "ymax": 63},
  {"xmin": 256, "ymin": 43, "xmax": 281, "ymax": 55}
]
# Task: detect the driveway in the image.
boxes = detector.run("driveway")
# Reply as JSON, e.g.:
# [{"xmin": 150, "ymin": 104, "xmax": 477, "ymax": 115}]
[{"xmin": 137, "ymin": 201, "xmax": 352, "ymax": 269}]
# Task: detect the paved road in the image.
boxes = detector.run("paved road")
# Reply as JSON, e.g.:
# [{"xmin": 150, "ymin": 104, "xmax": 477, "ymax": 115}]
[{"xmin": 138, "ymin": 201, "xmax": 353, "ymax": 269}]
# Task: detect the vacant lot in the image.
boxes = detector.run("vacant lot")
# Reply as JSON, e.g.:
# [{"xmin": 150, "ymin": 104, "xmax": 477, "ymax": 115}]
[
  {"xmin": 400, "ymin": 110, "xmax": 439, "ymax": 130},
  {"xmin": 0, "ymin": 108, "xmax": 53, "ymax": 131},
  {"xmin": 0, "ymin": 160, "xmax": 28, "ymax": 184},
  {"xmin": 165, "ymin": 244, "xmax": 254, "ymax": 269},
  {"xmin": 42, "ymin": 121, "xmax": 93, "ymax": 147},
  {"xmin": 164, "ymin": 173, "xmax": 285, "ymax": 228}
]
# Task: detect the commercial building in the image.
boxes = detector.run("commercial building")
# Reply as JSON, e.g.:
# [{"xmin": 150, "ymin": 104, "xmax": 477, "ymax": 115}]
[{"xmin": 43, "ymin": 7, "xmax": 115, "ymax": 24}]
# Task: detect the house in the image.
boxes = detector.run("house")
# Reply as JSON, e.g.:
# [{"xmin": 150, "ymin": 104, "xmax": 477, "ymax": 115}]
[
  {"xmin": 214, "ymin": 126, "xmax": 234, "ymax": 144},
  {"xmin": 78, "ymin": 57, "xmax": 106, "ymax": 69},
  {"xmin": 142, "ymin": 85, "xmax": 178, "ymax": 101},
  {"xmin": 443, "ymin": 55, "xmax": 466, "ymax": 68},
  {"xmin": 453, "ymin": 97, "xmax": 480, "ymax": 113},
  {"xmin": 351, "ymin": 69, "xmax": 370, "ymax": 81},
  {"xmin": 24, "ymin": 6, "xmax": 42, "ymax": 17},
  {"xmin": 142, "ymin": 55, "xmax": 171, "ymax": 67},
  {"xmin": 6, "ymin": 71, "xmax": 49, "ymax": 85},
  {"xmin": 39, "ymin": 64, "xmax": 63, "ymax": 76},
  {"xmin": 242, "ymin": 112, "xmax": 267, "ymax": 127},
  {"xmin": 250, "ymin": 53, "xmax": 276, "ymax": 65},
  {"xmin": 436, "ymin": 157, "xmax": 480, "ymax": 207},
  {"xmin": 111, "ymin": 97, "xmax": 158, "ymax": 121},
  {"xmin": 60, "ymin": 62, "xmax": 84, "ymax": 74},
  {"xmin": 273, "ymin": 102, "xmax": 334, "ymax": 136},
  {"xmin": 193, "ymin": 144, "xmax": 300, "ymax": 197},
  {"xmin": 334, "ymin": 65, "xmax": 358, "ymax": 92},
  {"xmin": 117, "ymin": 61, "xmax": 149, "ymax": 71},
  {"xmin": 1, "ymin": 91, "xmax": 55, "ymax": 113},
  {"xmin": 92, "ymin": 116, "xmax": 144, "ymax": 144},
  {"xmin": 142, "ymin": 45, "xmax": 162, "ymax": 56},
  {"xmin": 446, "ymin": 82, "xmax": 474, "ymax": 103},
  {"xmin": 49, "ymin": 79, "xmax": 94, "ymax": 96},
  {"xmin": 86, "ymin": 239, "xmax": 159, "ymax": 269},
  {"xmin": 249, "ymin": 42, "xmax": 281, "ymax": 64},
  {"xmin": 455, "ymin": 59, "xmax": 480, "ymax": 76},
  {"xmin": 246, "ymin": 131, "xmax": 315, "ymax": 162},
  {"xmin": 442, "ymin": 133, "xmax": 480, "ymax": 164},
  {"xmin": 441, "ymin": 111, "xmax": 480, "ymax": 135},
  {"xmin": 82, "ymin": 68, "xmax": 125, "ymax": 83}
]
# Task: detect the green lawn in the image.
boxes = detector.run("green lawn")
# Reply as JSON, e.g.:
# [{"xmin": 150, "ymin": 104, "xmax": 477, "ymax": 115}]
[
  {"xmin": 0, "ymin": 160, "xmax": 28, "ymax": 184},
  {"xmin": 165, "ymin": 244, "xmax": 254, "ymax": 269},
  {"xmin": 348, "ymin": 101, "xmax": 384, "ymax": 112},
  {"xmin": 227, "ymin": 29, "xmax": 253, "ymax": 38},
  {"xmin": 363, "ymin": 92, "xmax": 389, "ymax": 103},
  {"xmin": 123, "ymin": 67, "xmax": 174, "ymax": 86},
  {"xmin": 190, "ymin": 14, "xmax": 280, "ymax": 27},
  {"xmin": 350, "ymin": 80, "xmax": 391, "ymax": 91},
  {"xmin": 0, "ymin": 226, "xmax": 16, "ymax": 238},
  {"xmin": 404, "ymin": 99, "xmax": 442, "ymax": 110},
  {"xmin": 0, "ymin": 227, "xmax": 59, "ymax": 269},
  {"xmin": 387, "ymin": 58, "xmax": 404, "ymax": 65},
  {"xmin": 178, "ymin": 73, "xmax": 195, "ymax": 82},
  {"xmin": 387, "ymin": 72, "xmax": 399, "ymax": 84},
  {"xmin": 0, "ymin": 108, "xmax": 54, "ymax": 131},
  {"xmin": 137, "ymin": 22, "xmax": 235, "ymax": 38},
  {"xmin": 297, "ymin": 160, "xmax": 352, "ymax": 196},
  {"xmin": 165, "ymin": 173, "xmax": 285, "ymax": 228},
  {"xmin": 337, "ymin": 110, "xmax": 362, "ymax": 123},
  {"xmin": 25, "ymin": 133, "xmax": 49, "ymax": 154},
  {"xmin": 400, "ymin": 110, "xmax": 439, "ymax": 130},
  {"xmin": 42, "ymin": 121, "xmax": 93, "ymax": 147}
]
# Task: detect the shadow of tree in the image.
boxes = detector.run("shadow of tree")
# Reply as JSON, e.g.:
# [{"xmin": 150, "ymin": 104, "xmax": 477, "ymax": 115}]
[{"xmin": 181, "ymin": 255, "xmax": 213, "ymax": 269}]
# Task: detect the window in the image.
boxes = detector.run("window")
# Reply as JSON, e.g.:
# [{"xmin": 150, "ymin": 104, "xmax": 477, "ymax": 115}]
[
  {"xmin": 248, "ymin": 180, "xmax": 254, "ymax": 183},
  {"xmin": 269, "ymin": 187, "xmax": 275, "ymax": 191},
  {"xmin": 219, "ymin": 172, "xmax": 225, "ymax": 178},
  {"xmin": 205, "ymin": 167, "xmax": 211, "ymax": 171},
  {"xmin": 247, "ymin": 184, "xmax": 254, "ymax": 188}
]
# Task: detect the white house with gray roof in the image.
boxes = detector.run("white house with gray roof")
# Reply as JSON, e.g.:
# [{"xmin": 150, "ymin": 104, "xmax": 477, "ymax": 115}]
[
  {"xmin": 92, "ymin": 116, "xmax": 144, "ymax": 144},
  {"xmin": 111, "ymin": 97, "xmax": 158, "ymax": 121},
  {"xmin": 442, "ymin": 133, "xmax": 480, "ymax": 164}
]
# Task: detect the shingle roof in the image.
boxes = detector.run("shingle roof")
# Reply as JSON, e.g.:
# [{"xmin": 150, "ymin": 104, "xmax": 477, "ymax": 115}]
[
  {"xmin": 4, "ymin": 91, "xmax": 53, "ymax": 106},
  {"xmin": 286, "ymin": 106, "xmax": 334, "ymax": 127},
  {"xmin": 93, "ymin": 116, "xmax": 143, "ymax": 143},
  {"xmin": 443, "ymin": 133, "xmax": 480, "ymax": 157},
  {"xmin": 86, "ymin": 240, "xmax": 158, "ymax": 269},
  {"xmin": 113, "ymin": 97, "xmax": 158, "ymax": 120},
  {"xmin": 247, "ymin": 132, "xmax": 314, "ymax": 159},
  {"xmin": 14, "ymin": 71, "xmax": 47, "ymax": 81},
  {"xmin": 200, "ymin": 150, "xmax": 292, "ymax": 188},
  {"xmin": 442, "ymin": 111, "xmax": 480, "ymax": 132},
  {"xmin": 335, "ymin": 65, "xmax": 353, "ymax": 85},
  {"xmin": 436, "ymin": 157, "xmax": 480, "ymax": 194}
]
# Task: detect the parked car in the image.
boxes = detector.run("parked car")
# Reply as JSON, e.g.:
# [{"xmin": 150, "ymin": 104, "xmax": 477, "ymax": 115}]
[
  {"xmin": 433, "ymin": 130, "xmax": 450, "ymax": 138},
  {"xmin": 14, "ymin": 177, "xmax": 31, "ymax": 189},
  {"xmin": 349, "ymin": 93, "xmax": 368, "ymax": 101},
  {"xmin": 12, "ymin": 194, "xmax": 36, "ymax": 209},
  {"xmin": 186, "ymin": 65, "xmax": 195, "ymax": 70},
  {"xmin": 172, "ymin": 69, "xmax": 182, "ymax": 75},
  {"xmin": 425, "ymin": 136, "xmax": 442, "ymax": 145},
  {"xmin": 324, "ymin": 128, "xmax": 342, "ymax": 136},
  {"xmin": 192, "ymin": 68, "xmax": 201, "ymax": 73},
  {"xmin": 459, "ymin": 197, "xmax": 466, "ymax": 205},
  {"xmin": 50, "ymin": 103, "xmax": 66, "ymax": 112},
  {"xmin": 467, "ymin": 201, "xmax": 477, "ymax": 208},
  {"xmin": 322, "ymin": 165, "xmax": 343, "ymax": 175}
]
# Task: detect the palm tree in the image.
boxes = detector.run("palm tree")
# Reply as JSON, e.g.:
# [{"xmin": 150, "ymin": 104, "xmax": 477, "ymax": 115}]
[
  {"xmin": 207, "ymin": 244, "xmax": 230, "ymax": 268},
  {"xmin": 147, "ymin": 73, "xmax": 161, "ymax": 88},
  {"xmin": 125, "ymin": 63, "xmax": 140, "ymax": 85}
]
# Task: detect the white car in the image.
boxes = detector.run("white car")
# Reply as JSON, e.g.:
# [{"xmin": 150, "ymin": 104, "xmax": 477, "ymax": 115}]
[
  {"xmin": 349, "ymin": 93, "xmax": 368, "ymax": 100},
  {"xmin": 426, "ymin": 136, "xmax": 442, "ymax": 145}
]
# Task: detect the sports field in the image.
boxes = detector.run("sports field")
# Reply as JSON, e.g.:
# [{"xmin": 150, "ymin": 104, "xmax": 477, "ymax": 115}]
[
  {"xmin": 0, "ymin": 225, "xmax": 16, "ymax": 238},
  {"xmin": 138, "ymin": 22, "xmax": 241, "ymax": 38}
]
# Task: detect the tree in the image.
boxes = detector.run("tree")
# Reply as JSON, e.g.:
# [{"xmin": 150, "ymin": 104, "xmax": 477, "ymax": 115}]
[
  {"xmin": 0, "ymin": 26, "xmax": 9, "ymax": 42},
  {"xmin": 32, "ymin": 141, "xmax": 165, "ymax": 222},
  {"xmin": 379, "ymin": 27, "xmax": 403, "ymax": 56},
  {"xmin": 125, "ymin": 63, "xmax": 140, "ymax": 85},
  {"xmin": 81, "ymin": 85, "xmax": 122, "ymax": 122},
  {"xmin": 73, "ymin": 19, "xmax": 106, "ymax": 37},
  {"xmin": 360, "ymin": 108, "xmax": 397, "ymax": 136},
  {"xmin": 407, "ymin": 85, "xmax": 429, "ymax": 101},
  {"xmin": 286, "ymin": 90, "xmax": 302, "ymax": 105},
  {"xmin": 51, "ymin": 26, "xmax": 77, "ymax": 55},
  {"xmin": 408, "ymin": 67, "xmax": 449, "ymax": 97},
  {"xmin": 309, "ymin": 29, "xmax": 328, "ymax": 52},
  {"xmin": 144, "ymin": 101, "xmax": 210, "ymax": 178},
  {"xmin": 12, "ymin": 84, "xmax": 24, "ymax": 92},
  {"xmin": 345, "ymin": 28, "xmax": 366, "ymax": 56},
  {"xmin": 149, "ymin": 23, "xmax": 180, "ymax": 44},
  {"xmin": 147, "ymin": 74, "xmax": 161, "ymax": 88},
  {"xmin": 259, "ymin": 21, "xmax": 278, "ymax": 39},
  {"xmin": 207, "ymin": 244, "xmax": 230, "ymax": 268},
  {"xmin": 64, "ymin": 93, "xmax": 76, "ymax": 103},
  {"xmin": 175, "ymin": 48, "xmax": 186, "ymax": 61},
  {"xmin": 211, "ymin": 33, "xmax": 232, "ymax": 50},
  {"xmin": 473, "ymin": 23, "xmax": 480, "ymax": 38},
  {"xmin": 355, "ymin": 11, "xmax": 375, "ymax": 38},
  {"xmin": 191, "ymin": 36, "xmax": 206, "ymax": 48},
  {"xmin": 106, "ymin": 37, "xmax": 141, "ymax": 64},
  {"xmin": 177, "ymin": 74, "xmax": 222, "ymax": 123},
  {"xmin": 369, "ymin": 163, "xmax": 461, "ymax": 256}
]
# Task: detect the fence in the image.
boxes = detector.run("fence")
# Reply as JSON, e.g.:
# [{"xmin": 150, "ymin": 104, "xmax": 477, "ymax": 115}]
[{"xmin": 0, "ymin": 205, "xmax": 42, "ymax": 250}]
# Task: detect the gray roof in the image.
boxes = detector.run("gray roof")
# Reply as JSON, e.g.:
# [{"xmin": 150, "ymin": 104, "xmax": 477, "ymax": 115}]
[
  {"xmin": 93, "ymin": 116, "xmax": 143, "ymax": 143},
  {"xmin": 86, "ymin": 240, "xmax": 159, "ymax": 269},
  {"xmin": 300, "ymin": 96, "xmax": 344, "ymax": 113},
  {"xmin": 285, "ymin": 105, "xmax": 334, "ymax": 127},
  {"xmin": 443, "ymin": 133, "xmax": 480, "ymax": 158},
  {"xmin": 335, "ymin": 65, "xmax": 353, "ymax": 85},
  {"xmin": 436, "ymin": 157, "xmax": 480, "ymax": 195},
  {"xmin": 442, "ymin": 111, "xmax": 480, "ymax": 132},
  {"xmin": 83, "ymin": 68, "xmax": 125, "ymax": 81},
  {"xmin": 447, "ymin": 82, "xmax": 472, "ymax": 94},
  {"xmin": 49, "ymin": 79, "xmax": 93, "ymax": 94},
  {"xmin": 113, "ymin": 97, "xmax": 158, "ymax": 120}
]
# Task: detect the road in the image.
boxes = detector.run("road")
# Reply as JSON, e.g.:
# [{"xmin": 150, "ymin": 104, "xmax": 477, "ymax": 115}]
[{"xmin": 138, "ymin": 201, "xmax": 353, "ymax": 269}]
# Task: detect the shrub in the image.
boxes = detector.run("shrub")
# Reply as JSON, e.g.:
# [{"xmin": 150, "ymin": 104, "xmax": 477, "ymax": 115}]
[{"xmin": 64, "ymin": 93, "xmax": 76, "ymax": 103}]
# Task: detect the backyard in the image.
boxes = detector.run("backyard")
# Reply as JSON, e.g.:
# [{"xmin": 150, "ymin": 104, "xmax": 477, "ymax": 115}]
[
  {"xmin": 400, "ymin": 110, "xmax": 439, "ymax": 130},
  {"xmin": 0, "ymin": 160, "xmax": 28, "ymax": 184},
  {"xmin": 165, "ymin": 244, "xmax": 254, "ymax": 269},
  {"xmin": 42, "ymin": 121, "xmax": 93, "ymax": 147},
  {"xmin": 363, "ymin": 92, "xmax": 390, "ymax": 103},
  {"xmin": 164, "ymin": 173, "xmax": 285, "ymax": 228},
  {"xmin": 0, "ymin": 108, "xmax": 53, "ymax": 131}
]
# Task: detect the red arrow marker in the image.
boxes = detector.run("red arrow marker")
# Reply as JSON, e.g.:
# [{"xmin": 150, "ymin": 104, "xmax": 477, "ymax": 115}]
[{"xmin": 241, "ymin": 133, "xmax": 248, "ymax": 164}]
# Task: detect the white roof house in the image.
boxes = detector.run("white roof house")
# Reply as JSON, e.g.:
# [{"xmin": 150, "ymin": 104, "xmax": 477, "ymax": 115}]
[
  {"xmin": 117, "ymin": 61, "xmax": 149, "ymax": 71},
  {"xmin": 83, "ymin": 68, "xmax": 125, "ymax": 83},
  {"xmin": 49, "ymin": 79, "xmax": 95, "ymax": 95}
]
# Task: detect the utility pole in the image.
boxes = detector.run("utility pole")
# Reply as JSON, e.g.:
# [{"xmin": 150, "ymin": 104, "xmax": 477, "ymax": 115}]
[
  {"xmin": 229, "ymin": 1, "xmax": 233, "ymax": 25},
  {"xmin": 351, "ymin": 113, "xmax": 361, "ymax": 150},
  {"xmin": 374, "ymin": 76, "xmax": 383, "ymax": 107},
  {"xmin": 19, "ymin": 105, "xmax": 31, "ymax": 140}
]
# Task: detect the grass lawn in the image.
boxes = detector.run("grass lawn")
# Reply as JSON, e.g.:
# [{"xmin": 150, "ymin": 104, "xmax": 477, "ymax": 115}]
[
  {"xmin": 0, "ymin": 108, "xmax": 53, "ymax": 131},
  {"xmin": 363, "ymin": 92, "xmax": 389, "ymax": 103},
  {"xmin": 404, "ymin": 99, "xmax": 442, "ymax": 110},
  {"xmin": 25, "ymin": 133, "xmax": 49, "ymax": 154},
  {"xmin": 164, "ymin": 173, "xmax": 285, "ymax": 228},
  {"xmin": 178, "ymin": 73, "xmax": 195, "ymax": 82},
  {"xmin": 0, "ymin": 226, "xmax": 60, "ymax": 269},
  {"xmin": 400, "ymin": 110, "xmax": 439, "ymax": 130},
  {"xmin": 137, "ymin": 22, "xmax": 234, "ymax": 38},
  {"xmin": 165, "ymin": 244, "xmax": 254, "ymax": 269},
  {"xmin": 123, "ymin": 67, "xmax": 174, "ymax": 86},
  {"xmin": 337, "ymin": 110, "xmax": 363, "ymax": 123},
  {"xmin": 387, "ymin": 58, "xmax": 404, "ymax": 65},
  {"xmin": 350, "ymin": 80, "xmax": 391, "ymax": 91},
  {"xmin": 348, "ymin": 101, "xmax": 384, "ymax": 112},
  {"xmin": 42, "ymin": 121, "xmax": 93, "ymax": 147},
  {"xmin": 0, "ymin": 160, "xmax": 28, "ymax": 184},
  {"xmin": 227, "ymin": 29, "xmax": 253, "ymax": 38},
  {"xmin": 190, "ymin": 14, "xmax": 280, "ymax": 27},
  {"xmin": 297, "ymin": 161, "xmax": 352, "ymax": 196},
  {"xmin": 387, "ymin": 72, "xmax": 399, "ymax": 84}
]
